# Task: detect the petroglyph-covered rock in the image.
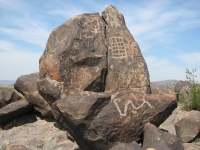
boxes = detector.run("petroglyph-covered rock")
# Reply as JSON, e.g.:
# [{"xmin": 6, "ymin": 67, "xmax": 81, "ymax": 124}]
[
  {"xmin": 14, "ymin": 73, "xmax": 52, "ymax": 116},
  {"xmin": 39, "ymin": 5, "xmax": 151, "ymax": 95},
  {"xmin": 59, "ymin": 13, "xmax": 107, "ymax": 95},
  {"xmin": 39, "ymin": 13, "xmax": 107, "ymax": 95},
  {"xmin": 102, "ymin": 5, "xmax": 150, "ymax": 93},
  {"xmin": 52, "ymin": 91, "xmax": 177, "ymax": 150}
]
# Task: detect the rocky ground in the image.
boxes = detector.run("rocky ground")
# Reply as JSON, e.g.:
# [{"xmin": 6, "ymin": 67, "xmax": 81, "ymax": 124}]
[
  {"xmin": 0, "ymin": 112, "xmax": 79, "ymax": 150},
  {"xmin": 0, "ymin": 104, "xmax": 199, "ymax": 150}
]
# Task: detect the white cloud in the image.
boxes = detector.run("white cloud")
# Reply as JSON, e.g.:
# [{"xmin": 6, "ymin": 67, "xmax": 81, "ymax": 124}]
[
  {"xmin": 123, "ymin": 0, "xmax": 200, "ymax": 45},
  {"xmin": 178, "ymin": 52, "xmax": 200, "ymax": 65},
  {"xmin": 145, "ymin": 55, "xmax": 190, "ymax": 82},
  {"xmin": 0, "ymin": 40, "xmax": 42, "ymax": 80}
]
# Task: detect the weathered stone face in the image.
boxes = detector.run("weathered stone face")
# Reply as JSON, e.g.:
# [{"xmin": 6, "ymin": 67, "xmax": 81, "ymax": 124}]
[
  {"xmin": 52, "ymin": 91, "xmax": 177, "ymax": 150},
  {"xmin": 102, "ymin": 5, "xmax": 151, "ymax": 93}
]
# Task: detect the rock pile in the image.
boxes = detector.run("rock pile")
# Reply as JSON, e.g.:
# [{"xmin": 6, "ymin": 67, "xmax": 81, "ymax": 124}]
[{"xmin": 0, "ymin": 5, "xmax": 199, "ymax": 150}]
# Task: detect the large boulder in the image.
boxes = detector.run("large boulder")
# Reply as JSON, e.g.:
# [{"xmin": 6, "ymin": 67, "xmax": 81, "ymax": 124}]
[
  {"xmin": 142, "ymin": 123, "xmax": 183, "ymax": 150},
  {"xmin": 38, "ymin": 5, "xmax": 151, "ymax": 96},
  {"xmin": 174, "ymin": 80, "xmax": 192, "ymax": 93},
  {"xmin": 0, "ymin": 87, "xmax": 21, "ymax": 108},
  {"xmin": 52, "ymin": 91, "xmax": 177, "ymax": 150},
  {"xmin": 102, "ymin": 5, "xmax": 150, "ymax": 93},
  {"xmin": 14, "ymin": 73, "xmax": 52, "ymax": 116},
  {"xmin": 0, "ymin": 99, "xmax": 33, "ymax": 125},
  {"xmin": 39, "ymin": 13, "xmax": 107, "ymax": 95}
]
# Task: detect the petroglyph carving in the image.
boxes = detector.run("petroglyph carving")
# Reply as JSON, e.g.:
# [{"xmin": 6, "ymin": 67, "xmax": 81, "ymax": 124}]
[
  {"xmin": 94, "ymin": 39, "xmax": 100, "ymax": 48},
  {"xmin": 72, "ymin": 42, "xmax": 79, "ymax": 50},
  {"xmin": 80, "ymin": 17, "xmax": 100, "ymax": 33},
  {"xmin": 89, "ymin": 19, "xmax": 100, "ymax": 34},
  {"xmin": 112, "ymin": 93, "xmax": 153, "ymax": 117},
  {"xmin": 84, "ymin": 36, "xmax": 94, "ymax": 47},
  {"xmin": 109, "ymin": 37, "xmax": 127, "ymax": 58}
]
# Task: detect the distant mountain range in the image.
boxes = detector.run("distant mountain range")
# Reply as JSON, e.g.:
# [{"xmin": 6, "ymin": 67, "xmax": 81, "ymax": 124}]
[
  {"xmin": 0, "ymin": 80, "xmax": 16, "ymax": 86},
  {"xmin": 0, "ymin": 79, "xmax": 180, "ymax": 87},
  {"xmin": 151, "ymin": 80, "xmax": 178, "ymax": 85}
]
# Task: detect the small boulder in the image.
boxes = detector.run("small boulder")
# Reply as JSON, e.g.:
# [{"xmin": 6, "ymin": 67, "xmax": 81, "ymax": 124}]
[
  {"xmin": 142, "ymin": 122, "xmax": 184, "ymax": 150},
  {"xmin": 0, "ymin": 87, "xmax": 21, "ymax": 108},
  {"xmin": 175, "ymin": 117, "xmax": 200, "ymax": 143},
  {"xmin": 14, "ymin": 73, "xmax": 52, "ymax": 116},
  {"xmin": 0, "ymin": 99, "xmax": 33, "ymax": 125},
  {"xmin": 174, "ymin": 80, "xmax": 192, "ymax": 93},
  {"xmin": 52, "ymin": 91, "xmax": 177, "ymax": 150},
  {"xmin": 109, "ymin": 142, "xmax": 142, "ymax": 150},
  {"xmin": 36, "ymin": 77, "xmax": 64, "ymax": 106}
]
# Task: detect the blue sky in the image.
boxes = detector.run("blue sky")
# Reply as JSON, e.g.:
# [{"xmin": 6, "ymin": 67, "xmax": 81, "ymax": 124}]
[{"xmin": 0, "ymin": 0, "xmax": 200, "ymax": 82}]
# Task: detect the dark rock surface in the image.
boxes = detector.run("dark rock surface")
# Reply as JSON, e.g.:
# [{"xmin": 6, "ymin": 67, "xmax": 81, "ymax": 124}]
[
  {"xmin": 102, "ymin": 5, "xmax": 150, "ymax": 93},
  {"xmin": 0, "ymin": 99, "xmax": 33, "ymax": 125},
  {"xmin": 52, "ymin": 91, "xmax": 177, "ymax": 150},
  {"xmin": 175, "ymin": 117, "xmax": 200, "ymax": 143},
  {"xmin": 142, "ymin": 122, "xmax": 184, "ymax": 150},
  {"xmin": 37, "ymin": 77, "xmax": 63, "ymax": 106},
  {"xmin": 109, "ymin": 142, "xmax": 142, "ymax": 150},
  {"xmin": 174, "ymin": 80, "xmax": 192, "ymax": 93},
  {"xmin": 14, "ymin": 73, "xmax": 52, "ymax": 116},
  {"xmin": 0, "ymin": 87, "xmax": 21, "ymax": 108}
]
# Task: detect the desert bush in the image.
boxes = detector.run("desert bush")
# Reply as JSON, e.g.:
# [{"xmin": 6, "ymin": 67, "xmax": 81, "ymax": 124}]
[{"xmin": 178, "ymin": 69, "xmax": 200, "ymax": 111}]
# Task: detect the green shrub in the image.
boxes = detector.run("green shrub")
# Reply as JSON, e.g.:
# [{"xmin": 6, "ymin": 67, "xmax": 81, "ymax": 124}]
[
  {"xmin": 37, "ymin": 143, "xmax": 44, "ymax": 148},
  {"xmin": 193, "ymin": 137, "xmax": 200, "ymax": 143},
  {"xmin": 54, "ymin": 122, "xmax": 62, "ymax": 130},
  {"xmin": 178, "ymin": 69, "xmax": 200, "ymax": 111}
]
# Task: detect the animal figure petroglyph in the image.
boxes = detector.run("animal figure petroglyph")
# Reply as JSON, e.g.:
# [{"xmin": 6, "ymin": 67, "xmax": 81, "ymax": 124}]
[{"xmin": 111, "ymin": 92, "xmax": 153, "ymax": 117}]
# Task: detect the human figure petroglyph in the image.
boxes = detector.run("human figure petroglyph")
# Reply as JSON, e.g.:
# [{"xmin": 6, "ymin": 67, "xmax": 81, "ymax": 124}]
[
  {"xmin": 89, "ymin": 19, "xmax": 100, "ymax": 34},
  {"xmin": 111, "ymin": 92, "xmax": 153, "ymax": 117}
]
